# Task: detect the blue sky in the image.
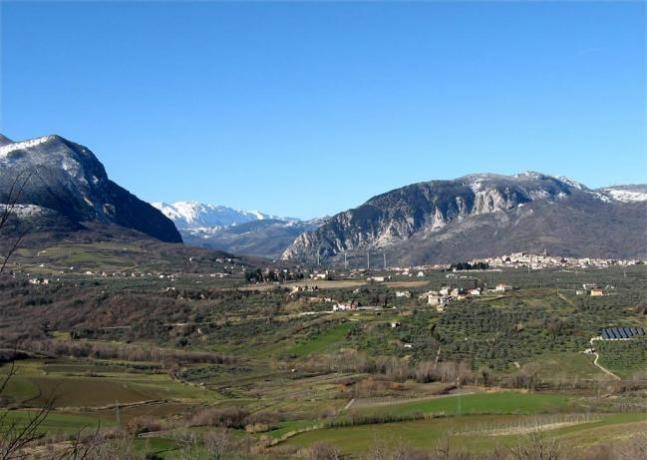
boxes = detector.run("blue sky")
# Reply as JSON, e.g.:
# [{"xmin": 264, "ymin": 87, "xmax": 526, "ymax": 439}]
[{"xmin": 1, "ymin": 1, "xmax": 645, "ymax": 219}]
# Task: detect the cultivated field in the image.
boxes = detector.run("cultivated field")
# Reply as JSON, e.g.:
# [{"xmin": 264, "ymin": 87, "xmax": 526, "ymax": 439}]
[{"xmin": 1, "ymin": 261, "xmax": 646, "ymax": 458}]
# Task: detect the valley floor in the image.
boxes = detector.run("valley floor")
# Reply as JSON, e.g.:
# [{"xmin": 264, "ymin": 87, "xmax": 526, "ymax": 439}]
[{"xmin": 1, "ymin": 261, "xmax": 647, "ymax": 458}]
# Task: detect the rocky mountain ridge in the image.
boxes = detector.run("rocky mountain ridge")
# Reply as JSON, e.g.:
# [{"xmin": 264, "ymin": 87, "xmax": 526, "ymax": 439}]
[
  {"xmin": 0, "ymin": 134, "xmax": 182, "ymax": 243},
  {"xmin": 281, "ymin": 172, "xmax": 647, "ymax": 265}
]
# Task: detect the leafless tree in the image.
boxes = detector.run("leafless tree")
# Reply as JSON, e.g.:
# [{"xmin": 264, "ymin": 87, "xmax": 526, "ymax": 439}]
[
  {"xmin": 616, "ymin": 431, "xmax": 647, "ymax": 459},
  {"xmin": 0, "ymin": 170, "xmax": 33, "ymax": 275},
  {"xmin": 0, "ymin": 358, "xmax": 53, "ymax": 459},
  {"xmin": 0, "ymin": 171, "xmax": 52, "ymax": 458},
  {"xmin": 309, "ymin": 442, "xmax": 343, "ymax": 460},
  {"xmin": 509, "ymin": 432, "xmax": 562, "ymax": 460},
  {"xmin": 0, "ymin": 170, "xmax": 86, "ymax": 459}
]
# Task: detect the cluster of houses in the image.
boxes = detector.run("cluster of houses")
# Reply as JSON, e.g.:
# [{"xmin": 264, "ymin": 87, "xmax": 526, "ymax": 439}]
[
  {"xmin": 329, "ymin": 282, "xmax": 516, "ymax": 314},
  {"xmin": 289, "ymin": 285, "xmax": 322, "ymax": 295},
  {"xmin": 332, "ymin": 302, "xmax": 382, "ymax": 312},
  {"xmin": 28, "ymin": 277, "xmax": 50, "ymax": 285},
  {"xmin": 336, "ymin": 252, "xmax": 642, "ymax": 277},
  {"xmin": 388, "ymin": 268, "xmax": 429, "ymax": 278},
  {"xmin": 95, "ymin": 271, "xmax": 230, "ymax": 280},
  {"xmin": 332, "ymin": 302, "xmax": 355, "ymax": 312},
  {"xmin": 367, "ymin": 275, "xmax": 391, "ymax": 283},
  {"xmin": 24, "ymin": 267, "xmax": 235, "ymax": 287},
  {"xmin": 419, "ymin": 283, "xmax": 513, "ymax": 312},
  {"xmin": 470, "ymin": 252, "xmax": 644, "ymax": 270}
]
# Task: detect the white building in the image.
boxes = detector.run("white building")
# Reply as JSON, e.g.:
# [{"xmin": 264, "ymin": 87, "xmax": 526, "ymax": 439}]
[
  {"xmin": 495, "ymin": 284, "xmax": 512, "ymax": 292},
  {"xmin": 333, "ymin": 303, "xmax": 354, "ymax": 312}
]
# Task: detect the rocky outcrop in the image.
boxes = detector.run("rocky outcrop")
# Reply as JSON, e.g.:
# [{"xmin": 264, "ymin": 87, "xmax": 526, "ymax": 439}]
[{"xmin": 282, "ymin": 172, "xmax": 646, "ymax": 265}]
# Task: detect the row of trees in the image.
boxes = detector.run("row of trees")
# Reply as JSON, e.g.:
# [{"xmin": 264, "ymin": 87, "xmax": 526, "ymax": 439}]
[
  {"xmin": 448, "ymin": 261, "xmax": 490, "ymax": 271},
  {"xmin": 244, "ymin": 268, "xmax": 305, "ymax": 283}
]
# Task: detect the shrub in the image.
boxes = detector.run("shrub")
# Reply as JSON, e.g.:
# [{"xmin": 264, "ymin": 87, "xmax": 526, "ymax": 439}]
[
  {"xmin": 309, "ymin": 442, "xmax": 342, "ymax": 460},
  {"xmin": 125, "ymin": 416, "xmax": 164, "ymax": 435},
  {"xmin": 186, "ymin": 407, "xmax": 250, "ymax": 429}
]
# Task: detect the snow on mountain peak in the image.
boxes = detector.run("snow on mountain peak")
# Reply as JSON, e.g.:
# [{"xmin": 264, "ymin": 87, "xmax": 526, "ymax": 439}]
[
  {"xmin": 515, "ymin": 171, "xmax": 546, "ymax": 180},
  {"xmin": 557, "ymin": 176, "xmax": 586, "ymax": 191},
  {"xmin": 601, "ymin": 188, "xmax": 647, "ymax": 203},
  {"xmin": 152, "ymin": 201, "xmax": 296, "ymax": 230},
  {"xmin": 0, "ymin": 135, "xmax": 58, "ymax": 158}
]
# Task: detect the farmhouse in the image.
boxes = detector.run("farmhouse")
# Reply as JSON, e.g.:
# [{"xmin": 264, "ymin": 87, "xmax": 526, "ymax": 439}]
[
  {"xmin": 450, "ymin": 287, "xmax": 463, "ymax": 297},
  {"xmin": 495, "ymin": 284, "xmax": 512, "ymax": 292},
  {"xmin": 590, "ymin": 288, "xmax": 605, "ymax": 297},
  {"xmin": 426, "ymin": 292, "xmax": 451, "ymax": 312},
  {"xmin": 333, "ymin": 302, "xmax": 355, "ymax": 312},
  {"xmin": 28, "ymin": 277, "xmax": 49, "ymax": 285},
  {"xmin": 395, "ymin": 290, "xmax": 411, "ymax": 298}
]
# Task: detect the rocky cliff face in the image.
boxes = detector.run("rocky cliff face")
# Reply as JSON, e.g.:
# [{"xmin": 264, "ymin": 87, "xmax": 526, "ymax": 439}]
[
  {"xmin": 282, "ymin": 172, "xmax": 647, "ymax": 265},
  {"xmin": 0, "ymin": 134, "xmax": 182, "ymax": 243}
]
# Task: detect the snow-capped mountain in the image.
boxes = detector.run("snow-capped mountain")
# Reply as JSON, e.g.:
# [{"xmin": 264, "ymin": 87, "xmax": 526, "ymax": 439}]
[
  {"xmin": 598, "ymin": 185, "xmax": 647, "ymax": 203},
  {"xmin": 282, "ymin": 172, "xmax": 647, "ymax": 265},
  {"xmin": 0, "ymin": 134, "xmax": 182, "ymax": 243},
  {"xmin": 152, "ymin": 201, "xmax": 317, "ymax": 258},
  {"xmin": 152, "ymin": 201, "xmax": 289, "ymax": 230},
  {"xmin": 3, "ymin": 136, "xmax": 643, "ymax": 263}
]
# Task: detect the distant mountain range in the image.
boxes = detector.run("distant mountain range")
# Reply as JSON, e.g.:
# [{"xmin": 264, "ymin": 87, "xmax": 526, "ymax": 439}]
[
  {"xmin": 152, "ymin": 201, "xmax": 290, "ymax": 229},
  {"xmin": 152, "ymin": 201, "xmax": 320, "ymax": 258},
  {"xmin": 282, "ymin": 172, "xmax": 647, "ymax": 265},
  {"xmin": 1, "ymin": 134, "xmax": 645, "ymax": 265},
  {"xmin": 0, "ymin": 134, "xmax": 181, "ymax": 243}
]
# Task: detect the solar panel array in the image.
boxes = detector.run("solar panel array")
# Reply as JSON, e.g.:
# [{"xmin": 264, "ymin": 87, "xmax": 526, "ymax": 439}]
[{"xmin": 601, "ymin": 327, "xmax": 646, "ymax": 340}]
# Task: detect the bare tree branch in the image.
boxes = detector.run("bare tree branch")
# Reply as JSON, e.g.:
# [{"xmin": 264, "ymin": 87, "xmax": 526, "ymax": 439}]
[
  {"xmin": 0, "ymin": 170, "xmax": 35, "ymax": 275},
  {"xmin": 0, "ymin": 360, "xmax": 15, "ymax": 396},
  {"xmin": 0, "ymin": 230, "xmax": 26, "ymax": 276}
]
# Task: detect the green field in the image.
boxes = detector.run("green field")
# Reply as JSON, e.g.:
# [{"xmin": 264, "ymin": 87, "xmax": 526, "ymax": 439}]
[
  {"xmin": 355, "ymin": 392, "xmax": 575, "ymax": 418},
  {"xmin": 0, "ymin": 265, "xmax": 646, "ymax": 457},
  {"xmin": 0, "ymin": 410, "xmax": 106, "ymax": 434},
  {"xmin": 524, "ymin": 352, "xmax": 603, "ymax": 380},
  {"xmin": 285, "ymin": 412, "xmax": 647, "ymax": 455},
  {"xmin": 289, "ymin": 322, "xmax": 354, "ymax": 357}
]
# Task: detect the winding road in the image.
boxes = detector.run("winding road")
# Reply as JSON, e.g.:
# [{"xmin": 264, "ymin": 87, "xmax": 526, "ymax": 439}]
[{"xmin": 589, "ymin": 337, "xmax": 621, "ymax": 380}]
